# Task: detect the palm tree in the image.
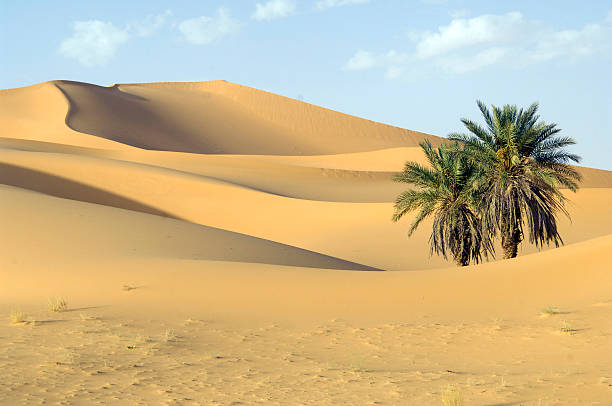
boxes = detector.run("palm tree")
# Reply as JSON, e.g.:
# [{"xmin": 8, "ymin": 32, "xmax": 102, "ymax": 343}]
[
  {"xmin": 392, "ymin": 140, "xmax": 493, "ymax": 266},
  {"xmin": 449, "ymin": 101, "xmax": 581, "ymax": 259}
]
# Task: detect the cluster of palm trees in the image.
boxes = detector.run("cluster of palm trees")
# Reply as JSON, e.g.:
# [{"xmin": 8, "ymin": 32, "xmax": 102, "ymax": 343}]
[{"xmin": 392, "ymin": 101, "xmax": 582, "ymax": 266}]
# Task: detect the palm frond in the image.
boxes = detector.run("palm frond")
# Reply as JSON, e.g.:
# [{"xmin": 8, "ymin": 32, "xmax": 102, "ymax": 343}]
[
  {"xmin": 447, "ymin": 100, "xmax": 582, "ymax": 258},
  {"xmin": 393, "ymin": 141, "xmax": 493, "ymax": 266}
]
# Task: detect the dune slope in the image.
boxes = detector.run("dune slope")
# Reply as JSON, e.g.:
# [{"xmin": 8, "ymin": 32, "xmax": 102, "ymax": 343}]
[{"xmin": 52, "ymin": 80, "xmax": 438, "ymax": 154}]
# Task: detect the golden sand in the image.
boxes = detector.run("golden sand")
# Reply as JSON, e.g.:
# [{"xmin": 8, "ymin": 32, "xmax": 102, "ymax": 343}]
[{"xmin": 1, "ymin": 80, "xmax": 611, "ymax": 405}]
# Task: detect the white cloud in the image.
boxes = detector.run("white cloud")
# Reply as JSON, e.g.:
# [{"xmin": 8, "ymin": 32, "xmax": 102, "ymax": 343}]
[
  {"xmin": 532, "ymin": 22, "xmax": 612, "ymax": 61},
  {"xmin": 59, "ymin": 11, "xmax": 173, "ymax": 67},
  {"xmin": 179, "ymin": 8, "xmax": 240, "ymax": 45},
  {"xmin": 438, "ymin": 47, "xmax": 506, "ymax": 73},
  {"xmin": 59, "ymin": 21, "xmax": 129, "ymax": 67},
  {"xmin": 129, "ymin": 10, "xmax": 172, "ymax": 37},
  {"xmin": 316, "ymin": 0, "xmax": 369, "ymax": 10},
  {"xmin": 415, "ymin": 12, "xmax": 527, "ymax": 59},
  {"xmin": 344, "ymin": 11, "xmax": 612, "ymax": 79},
  {"xmin": 252, "ymin": 0, "xmax": 296, "ymax": 21},
  {"xmin": 344, "ymin": 49, "xmax": 409, "ymax": 78},
  {"xmin": 344, "ymin": 50, "xmax": 379, "ymax": 70}
]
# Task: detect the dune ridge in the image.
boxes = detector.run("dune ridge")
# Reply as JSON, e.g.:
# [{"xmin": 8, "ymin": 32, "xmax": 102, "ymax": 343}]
[
  {"xmin": 0, "ymin": 81, "xmax": 132, "ymax": 150},
  {"xmin": 35, "ymin": 80, "xmax": 441, "ymax": 155},
  {"xmin": 120, "ymin": 80, "xmax": 438, "ymax": 149}
]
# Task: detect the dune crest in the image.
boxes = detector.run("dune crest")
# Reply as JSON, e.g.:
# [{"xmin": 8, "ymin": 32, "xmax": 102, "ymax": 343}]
[
  {"xmin": 44, "ymin": 80, "xmax": 439, "ymax": 155},
  {"xmin": 0, "ymin": 81, "xmax": 128, "ymax": 149}
]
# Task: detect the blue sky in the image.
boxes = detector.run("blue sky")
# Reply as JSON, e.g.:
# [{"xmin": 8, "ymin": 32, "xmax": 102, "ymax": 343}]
[{"xmin": 1, "ymin": 0, "xmax": 611, "ymax": 169}]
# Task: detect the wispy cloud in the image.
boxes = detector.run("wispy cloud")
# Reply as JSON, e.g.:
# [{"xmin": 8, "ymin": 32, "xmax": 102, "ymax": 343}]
[
  {"xmin": 252, "ymin": 0, "xmax": 296, "ymax": 21},
  {"xmin": 436, "ymin": 47, "xmax": 506, "ymax": 74},
  {"xmin": 129, "ymin": 10, "xmax": 172, "ymax": 37},
  {"xmin": 59, "ymin": 21, "xmax": 129, "ymax": 67},
  {"xmin": 344, "ymin": 50, "xmax": 378, "ymax": 70},
  {"xmin": 531, "ymin": 21, "xmax": 612, "ymax": 61},
  {"xmin": 415, "ymin": 12, "xmax": 529, "ymax": 59},
  {"xmin": 344, "ymin": 50, "xmax": 409, "ymax": 79},
  {"xmin": 178, "ymin": 8, "xmax": 240, "ymax": 45},
  {"xmin": 344, "ymin": 11, "xmax": 612, "ymax": 78},
  {"xmin": 59, "ymin": 11, "xmax": 171, "ymax": 67},
  {"xmin": 316, "ymin": 0, "xmax": 369, "ymax": 10}
]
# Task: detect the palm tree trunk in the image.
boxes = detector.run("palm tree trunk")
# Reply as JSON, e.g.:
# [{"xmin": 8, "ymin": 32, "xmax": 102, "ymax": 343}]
[
  {"xmin": 454, "ymin": 229, "xmax": 471, "ymax": 267},
  {"xmin": 455, "ymin": 256, "xmax": 469, "ymax": 267},
  {"xmin": 453, "ymin": 252, "xmax": 469, "ymax": 266},
  {"xmin": 502, "ymin": 226, "xmax": 522, "ymax": 259},
  {"xmin": 501, "ymin": 200, "xmax": 523, "ymax": 259},
  {"xmin": 453, "ymin": 222, "xmax": 472, "ymax": 266}
]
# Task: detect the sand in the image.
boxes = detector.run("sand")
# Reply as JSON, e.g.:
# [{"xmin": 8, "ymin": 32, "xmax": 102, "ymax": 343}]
[{"xmin": 1, "ymin": 80, "xmax": 611, "ymax": 405}]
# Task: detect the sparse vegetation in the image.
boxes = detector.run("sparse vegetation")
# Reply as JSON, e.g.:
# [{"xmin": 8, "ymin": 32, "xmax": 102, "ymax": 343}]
[
  {"xmin": 560, "ymin": 321, "xmax": 577, "ymax": 334},
  {"xmin": 441, "ymin": 384, "xmax": 463, "ymax": 406},
  {"xmin": 540, "ymin": 307, "xmax": 562, "ymax": 316},
  {"xmin": 48, "ymin": 297, "xmax": 67, "ymax": 312},
  {"xmin": 9, "ymin": 309, "xmax": 28, "ymax": 325},
  {"xmin": 163, "ymin": 329, "xmax": 177, "ymax": 342}
]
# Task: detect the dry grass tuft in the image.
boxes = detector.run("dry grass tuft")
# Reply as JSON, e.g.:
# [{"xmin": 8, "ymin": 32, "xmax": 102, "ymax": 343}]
[
  {"xmin": 9, "ymin": 310, "xmax": 28, "ymax": 325},
  {"xmin": 163, "ymin": 329, "xmax": 177, "ymax": 342},
  {"xmin": 560, "ymin": 321, "xmax": 577, "ymax": 335},
  {"xmin": 540, "ymin": 307, "xmax": 562, "ymax": 317},
  {"xmin": 48, "ymin": 297, "xmax": 68, "ymax": 312},
  {"xmin": 441, "ymin": 384, "xmax": 463, "ymax": 406}
]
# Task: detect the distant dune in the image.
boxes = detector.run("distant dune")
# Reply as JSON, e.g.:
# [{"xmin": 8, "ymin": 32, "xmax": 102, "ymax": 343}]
[{"xmin": 1, "ymin": 80, "xmax": 611, "ymax": 405}]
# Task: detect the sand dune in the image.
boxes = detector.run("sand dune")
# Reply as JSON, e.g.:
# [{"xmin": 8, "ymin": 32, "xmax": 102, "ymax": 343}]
[
  {"xmin": 1, "ymin": 145, "xmax": 610, "ymax": 270},
  {"xmin": 1, "ymin": 79, "xmax": 612, "ymax": 405},
  {"xmin": 46, "ymin": 80, "xmax": 437, "ymax": 154},
  {"xmin": 0, "ymin": 82, "xmax": 131, "ymax": 150},
  {"xmin": 0, "ymin": 185, "xmax": 376, "ymax": 271}
]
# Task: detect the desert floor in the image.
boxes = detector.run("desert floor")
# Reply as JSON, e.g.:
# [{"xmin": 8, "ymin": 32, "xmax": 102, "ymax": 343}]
[{"xmin": 1, "ymin": 80, "xmax": 611, "ymax": 405}]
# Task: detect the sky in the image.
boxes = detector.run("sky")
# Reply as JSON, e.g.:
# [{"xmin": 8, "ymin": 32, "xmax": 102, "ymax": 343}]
[{"xmin": 1, "ymin": 0, "xmax": 611, "ymax": 169}]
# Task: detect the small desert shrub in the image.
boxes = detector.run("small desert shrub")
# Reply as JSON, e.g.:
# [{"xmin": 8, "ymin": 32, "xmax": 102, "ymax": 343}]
[
  {"xmin": 163, "ymin": 329, "xmax": 177, "ymax": 342},
  {"xmin": 441, "ymin": 384, "xmax": 463, "ymax": 406},
  {"xmin": 9, "ymin": 310, "xmax": 27, "ymax": 324},
  {"xmin": 560, "ymin": 321, "xmax": 577, "ymax": 334},
  {"xmin": 540, "ymin": 307, "xmax": 561, "ymax": 316},
  {"xmin": 48, "ymin": 297, "xmax": 67, "ymax": 312}
]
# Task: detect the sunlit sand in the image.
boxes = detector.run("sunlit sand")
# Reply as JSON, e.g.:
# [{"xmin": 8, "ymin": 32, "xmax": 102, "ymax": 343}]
[{"xmin": 1, "ymin": 80, "xmax": 611, "ymax": 405}]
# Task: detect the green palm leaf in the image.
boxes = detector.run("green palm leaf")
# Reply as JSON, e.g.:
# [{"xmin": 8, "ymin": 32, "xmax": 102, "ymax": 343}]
[{"xmin": 453, "ymin": 101, "xmax": 582, "ymax": 258}]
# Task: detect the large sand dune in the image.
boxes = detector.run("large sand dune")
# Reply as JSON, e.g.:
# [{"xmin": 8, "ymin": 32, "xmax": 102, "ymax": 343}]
[{"xmin": 1, "ymin": 80, "xmax": 611, "ymax": 405}]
